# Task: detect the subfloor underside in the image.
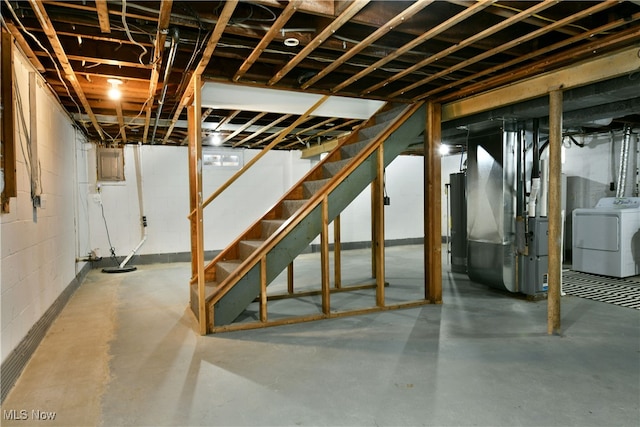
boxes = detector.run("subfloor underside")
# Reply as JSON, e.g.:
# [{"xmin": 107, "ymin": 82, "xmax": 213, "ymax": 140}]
[{"xmin": 2, "ymin": 245, "xmax": 639, "ymax": 426}]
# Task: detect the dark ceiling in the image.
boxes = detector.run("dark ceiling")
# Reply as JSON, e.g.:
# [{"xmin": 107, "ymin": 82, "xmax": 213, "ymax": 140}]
[{"xmin": 2, "ymin": 0, "xmax": 640, "ymax": 150}]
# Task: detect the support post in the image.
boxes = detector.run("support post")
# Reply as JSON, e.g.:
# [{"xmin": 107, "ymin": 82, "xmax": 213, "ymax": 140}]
[
  {"xmin": 188, "ymin": 74, "xmax": 206, "ymax": 335},
  {"xmin": 260, "ymin": 256, "xmax": 268, "ymax": 323},
  {"xmin": 425, "ymin": 101, "xmax": 442, "ymax": 303},
  {"xmin": 321, "ymin": 196, "xmax": 331, "ymax": 315},
  {"xmin": 374, "ymin": 147, "xmax": 385, "ymax": 307},
  {"xmin": 548, "ymin": 89, "xmax": 563, "ymax": 335},
  {"xmin": 334, "ymin": 215, "xmax": 342, "ymax": 289},
  {"xmin": 370, "ymin": 183, "xmax": 376, "ymax": 278},
  {"xmin": 287, "ymin": 262, "xmax": 294, "ymax": 294}
]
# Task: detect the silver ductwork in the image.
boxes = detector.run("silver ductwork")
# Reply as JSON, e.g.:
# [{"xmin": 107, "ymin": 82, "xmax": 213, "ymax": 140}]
[
  {"xmin": 616, "ymin": 124, "xmax": 632, "ymax": 198},
  {"xmin": 466, "ymin": 122, "xmax": 519, "ymax": 292}
]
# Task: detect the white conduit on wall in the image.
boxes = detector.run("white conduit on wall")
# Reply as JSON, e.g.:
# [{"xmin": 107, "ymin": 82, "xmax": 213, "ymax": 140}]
[{"xmin": 118, "ymin": 142, "xmax": 147, "ymax": 269}]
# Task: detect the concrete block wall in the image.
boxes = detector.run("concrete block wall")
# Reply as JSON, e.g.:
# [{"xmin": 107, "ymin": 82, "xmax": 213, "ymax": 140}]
[{"xmin": 1, "ymin": 50, "xmax": 88, "ymax": 363}]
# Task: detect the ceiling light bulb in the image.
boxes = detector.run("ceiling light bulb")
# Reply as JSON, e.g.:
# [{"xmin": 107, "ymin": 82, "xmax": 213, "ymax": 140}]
[
  {"xmin": 439, "ymin": 144, "xmax": 450, "ymax": 156},
  {"xmin": 284, "ymin": 37, "xmax": 299, "ymax": 47},
  {"xmin": 107, "ymin": 78, "xmax": 123, "ymax": 101}
]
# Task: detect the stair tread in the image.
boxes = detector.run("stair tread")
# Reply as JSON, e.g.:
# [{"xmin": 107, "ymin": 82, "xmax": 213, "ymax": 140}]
[{"xmin": 191, "ymin": 281, "xmax": 220, "ymax": 299}]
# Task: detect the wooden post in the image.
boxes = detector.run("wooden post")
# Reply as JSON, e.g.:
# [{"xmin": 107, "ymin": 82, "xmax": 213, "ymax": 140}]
[
  {"xmin": 287, "ymin": 262, "xmax": 294, "ymax": 294},
  {"xmin": 375, "ymin": 147, "xmax": 385, "ymax": 307},
  {"xmin": 188, "ymin": 74, "xmax": 206, "ymax": 335},
  {"xmin": 425, "ymin": 101, "xmax": 442, "ymax": 303},
  {"xmin": 334, "ymin": 215, "xmax": 342, "ymax": 289},
  {"xmin": 260, "ymin": 256, "xmax": 268, "ymax": 323},
  {"xmin": 2, "ymin": 28, "xmax": 16, "ymax": 213},
  {"xmin": 321, "ymin": 196, "xmax": 331, "ymax": 315},
  {"xmin": 370, "ymin": 183, "xmax": 376, "ymax": 278},
  {"xmin": 548, "ymin": 89, "xmax": 563, "ymax": 335}
]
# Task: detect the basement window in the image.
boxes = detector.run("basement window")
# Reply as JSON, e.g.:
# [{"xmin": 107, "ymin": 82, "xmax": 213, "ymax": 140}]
[
  {"xmin": 203, "ymin": 148, "xmax": 242, "ymax": 169},
  {"xmin": 97, "ymin": 147, "xmax": 125, "ymax": 181}
]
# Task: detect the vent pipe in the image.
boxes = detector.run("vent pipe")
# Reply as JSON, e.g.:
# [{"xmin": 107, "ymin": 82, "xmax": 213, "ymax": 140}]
[{"xmin": 616, "ymin": 124, "xmax": 632, "ymax": 198}]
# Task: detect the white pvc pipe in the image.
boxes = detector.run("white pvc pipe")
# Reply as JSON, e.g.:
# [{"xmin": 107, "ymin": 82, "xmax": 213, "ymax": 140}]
[{"xmin": 119, "ymin": 142, "xmax": 147, "ymax": 269}]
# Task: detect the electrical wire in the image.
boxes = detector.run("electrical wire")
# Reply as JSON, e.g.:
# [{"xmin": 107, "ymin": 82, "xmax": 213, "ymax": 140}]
[
  {"xmin": 99, "ymin": 198, "xmax": 120, "ymax": 267},
  {"xmin": 121, "ymin": 0, "xmax": 148, "ymax": 65},
  {"xmin": 2, "ymin": 0, "xmax": 85, "ymax": 120}
]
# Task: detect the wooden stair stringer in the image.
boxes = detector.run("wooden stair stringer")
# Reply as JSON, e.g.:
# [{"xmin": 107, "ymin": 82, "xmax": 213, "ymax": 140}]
[{"xmin": 201, "ymin": 102, "xmax": 426, "ymax": 330}]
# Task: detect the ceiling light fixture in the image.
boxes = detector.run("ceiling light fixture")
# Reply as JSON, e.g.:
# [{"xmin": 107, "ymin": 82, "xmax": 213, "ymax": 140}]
[
  {"xmin": 439, "ymin": 144, "xmax": 450, "ymax": 156},
  {"xmin": 107, "ymin": 78, "xmax": 123, "ymax": 100},
  {"xmin": 284, "ymin": 37, "xmax": 299, "ymax": 47}
]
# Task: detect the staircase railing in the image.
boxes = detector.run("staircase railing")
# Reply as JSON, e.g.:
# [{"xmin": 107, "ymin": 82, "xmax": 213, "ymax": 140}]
[{"xmin": 208, "ymin": 101, "xmax": 424, "ymax": 309}]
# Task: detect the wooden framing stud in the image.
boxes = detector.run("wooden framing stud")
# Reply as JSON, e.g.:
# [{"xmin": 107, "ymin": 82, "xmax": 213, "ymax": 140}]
[
  {"xmin": 375, "ymin": 147, "xmax": 385, "ymax": 307},
  {"xmin": 547, "ymin": 89, "xmax": 563, "ymax": 335},
  {"xmin": 287, "ymin": 262, "xmax": 294, "ymax": 294},
  {"xmin": 333, "ymin": 215, "xmax": 342, "ymax": 289},
  {"xmin": 260, "ymin": 256, "xmax": 268, "ymax": 323},
  {"xmin": 321, "ymin": 196, "xmax": 331, "ymax": 315},
  {"xmin": 425, "ymin": 101, "xmax": 443, "ymax": 303}
]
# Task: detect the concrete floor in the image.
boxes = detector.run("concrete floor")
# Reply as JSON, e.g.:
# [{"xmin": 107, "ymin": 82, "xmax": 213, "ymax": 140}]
[{"xmin": 2, "ymin": 245, "xmax": 639, "ymax": 426}]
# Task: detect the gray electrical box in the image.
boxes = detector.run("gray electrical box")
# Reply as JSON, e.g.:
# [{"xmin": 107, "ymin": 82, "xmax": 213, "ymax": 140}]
[{"xmin": 97, "ymin": 147, "xmax": 124, "ymax": 181}]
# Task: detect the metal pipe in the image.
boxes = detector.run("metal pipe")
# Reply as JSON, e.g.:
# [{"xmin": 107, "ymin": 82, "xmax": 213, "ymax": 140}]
[
  {"xmin": 616, "ymin": 124, "xmax": 632, "ymax": 198},
  {"xmin": 151, "ymin": 28, "xmax": 179, "ymax": 144}
]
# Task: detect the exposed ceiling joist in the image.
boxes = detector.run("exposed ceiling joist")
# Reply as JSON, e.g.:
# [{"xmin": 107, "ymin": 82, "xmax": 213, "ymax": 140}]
[
  {"xmin": 442, "ymin": 45, "xmax": 640, "ymax": 121},
  {"xmin": 162, "ymin": 0, "xmax": 239, "ymax": 144},
  {"xmin": 27, "ymin": 0, "xmax": 104, "ymax": 140}
]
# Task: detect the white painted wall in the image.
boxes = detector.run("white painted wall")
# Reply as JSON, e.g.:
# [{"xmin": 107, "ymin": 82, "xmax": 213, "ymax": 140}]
[
  {"xmin": 1, "ymin": 50, "xmax": 88, "ymax": 363},
  {"xmin": 87, "ymin": 146, "xmax": 314, "ymax": 257},
  {"xmin": 563, "ymin": 129, "xmax": 639, "ymax": 208}
]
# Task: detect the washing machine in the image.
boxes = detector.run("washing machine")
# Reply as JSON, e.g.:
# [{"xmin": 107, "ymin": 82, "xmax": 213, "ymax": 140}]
[{"xmin": 572, "ymin": 197, "xmax": 640, "ymax": 278}]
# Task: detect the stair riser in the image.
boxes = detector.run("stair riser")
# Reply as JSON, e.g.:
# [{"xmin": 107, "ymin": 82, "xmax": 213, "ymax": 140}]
[
  {"xmin": 282, "ymin": 200, "xmax": 306, "ymax": 218},
  {"xmin": 262, "ymin": 220, "xmax": 285, "ymax": 238},
  {"xmin": 322, "ymin": 159, "xmax": 351, "ymax": 178},
  {"xmin": 302, "ymin": 179, "xmax": 330, "ymax": 198},
  {"xmin": 341, "ymin": 139, "xmax": 372, "ymax": 158}
]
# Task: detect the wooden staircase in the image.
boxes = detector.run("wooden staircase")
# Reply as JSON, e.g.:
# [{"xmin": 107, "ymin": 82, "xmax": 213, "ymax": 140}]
[{"xmin": 190, "ymin": 101, "xmax": 427, "ymax": 332}]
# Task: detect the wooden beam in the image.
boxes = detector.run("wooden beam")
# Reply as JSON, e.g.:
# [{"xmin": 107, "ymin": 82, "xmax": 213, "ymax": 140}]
[
  {"xmin": 115, "ymin": 102, "xmax": 128, "ymax": 143},
  {"xmin": 374, "ymin": 146, "xmax": 385, "ymax": 307},
  {"xmin": 227, "ymin": 112, "xmax": 267, "ymax": 145},
  {"xmin": 268, "ymin": 0, "xmax": 370, "ymax": 86},
  {"xmin": 300, "ymin": 139, "xmax": 339, "ymax": 158},
  {"xmin": 163, "ymin": 0, "xmax": 238, "ymax": 144},
  {"xmin": 244, "ymin": 114, "xmax": 292, "ymax": 148},
  {"xmin": 334, "ymin": 215, "xmax": 342, "ymax": 289},
  {"xmin": 368, "ymin": 0, "xmax": 558, "ymax": 97},
  {"xmin": 94, "ymin": 0, "xmax": 111, "ymax": 33},
  {"xmin": 287, "ymin": 262, "xmax": 294, "ymax": 294},
  {"xmin": 332, "ymin": 0, "xmax": 495, "ymax": 93},
  {"xmin": 234, "ymin": 0, "xmax": 301, "ymax": 82},
  {"xmin": 5, "ymin": 23, "xmax": 45, "ymax": 72},
  {"xmin": 321, "ymin": 196, "xmax": 331, "ymax": 315},
  {"xmin": 193, "ymin": 95, "xmax": 330, "ymax": 217},
  {"xmin": 142, "ymin": 0, "xmax": 173, "ymax": 143},
  {"xmin": 422, "ymin": 7, "xmax": 637, "ymax": 101},
  {"xmin": 301, "ymin": 0, "xmax": 434, "ymax": 89},
  {"xmin": 28, "ymin": 0, "xmax": 104, "ymax": 140},
  {"xmin": 2, "ymin": 28, "xmax": 16, "ymax": 212},
  {"xmin": 260, "ymin": 256, "xmax": 268, "ymax": 323},
  {"xmin": 395, "ymin": 0, "xmax": 614, "ymax": 99},
  {"xmin": 188, "ymin": 74, "xmax": 206, "ymax": 335},
  {"xmin": 441, "ymin": 45, "xmax": 640, "ymax": 122},
  {"xmin": 547, "ymin": 89, "xmax": 562, "ymax": 335},
  {"xmin": 425, "ymin": 101, "xmax": 442, "ymax": 303}
]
